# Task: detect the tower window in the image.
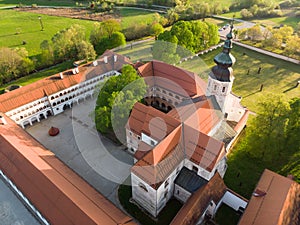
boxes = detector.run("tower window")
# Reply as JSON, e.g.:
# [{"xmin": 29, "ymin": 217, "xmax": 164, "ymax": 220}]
[
  {"xmin": 214, "ymin": 85, "xmax": 217, "ymax": 90},
  {"xmin": 222, "ymin": 87, "xmax": 226, "ymax": 92}
]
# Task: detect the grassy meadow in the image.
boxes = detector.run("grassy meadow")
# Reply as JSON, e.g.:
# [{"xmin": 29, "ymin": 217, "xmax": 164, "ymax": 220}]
[
  {"xmin": 0, "ymin": 0, "xmax": 77, "ymax": 7},
  {"xmin": 0, "ymin": 8, "xmax": 160, "ymax": 57},
  {"xmin": 0, "ymin": 9, "xmax": 95, "ymax": 57}
]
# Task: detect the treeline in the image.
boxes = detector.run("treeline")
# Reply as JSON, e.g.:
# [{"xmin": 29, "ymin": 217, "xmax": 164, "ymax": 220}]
[
  {"xmin": 238, "ymin": 25, "xmax": 300, "ymax": 60},
  {"xmin": 242, "ymin": 94, "xmax": 300, "ymax": 182},
  {"xmin": 153, "ymin": 20, "xmax": 219, "ymax": 64}
]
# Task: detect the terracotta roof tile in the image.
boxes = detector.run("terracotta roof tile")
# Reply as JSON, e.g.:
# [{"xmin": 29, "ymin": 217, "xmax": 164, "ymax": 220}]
[
  {"xmin": 239, "ymin": 169, "xmax": 300, "ymax": 225},
  {"xmin": 138, "ymin": 61, "xmax": 201, "ymax": 97},
  {"xmin": 131, "ymin": 126, "xmax": 184, "ymax": 189},
  {"xmin": 171, "ymin": 172, "xmax": 227, "ymax": 225},
  {"xmin": 0, "ymin": 50, "xmax": 130, "ymax": 113},
  {"xmin": 183, "ymin": 125, "xmax": 225, "ymax": 172},
  {"xmin": 0, "ymin": 115, "xmax": 135, "ymax": 225},
  {"xmin": 168, "ymin": 96, "xmax": 222, "ymax": 135},
  {"xmin": 127, "ymin": 102, "xmax": 180, "ymax": 141}
]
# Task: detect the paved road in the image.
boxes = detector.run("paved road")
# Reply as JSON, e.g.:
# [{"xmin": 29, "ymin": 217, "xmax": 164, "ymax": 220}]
[{"xmin": 26, "ymin": 97, "xmax": 134, "ymax": 206}]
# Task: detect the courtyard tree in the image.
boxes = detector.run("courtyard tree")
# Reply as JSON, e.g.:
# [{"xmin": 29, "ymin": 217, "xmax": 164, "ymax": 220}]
[{"xmin": 95, "ymin": 65, "xmax": 147, "ymax": 141}]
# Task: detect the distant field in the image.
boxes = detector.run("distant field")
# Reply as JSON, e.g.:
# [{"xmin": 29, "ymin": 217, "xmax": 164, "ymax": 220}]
[
  {"xmin": 0, "ymin": 0, "xmax": 76, "ymax": 7},
  {"xmin": 0, "ymin": 8, "xmax": 160, "ymax": 58},
  {"xmin": 119, "ymin": 8, "xmax": 161, "ymax": 28},
  {"xmin": 0, "ymin": 9, "xmax": 95, "ymax": 57},
  {"xmin": 116, "ymin": 41, "xmax": 300, "ymax": 112}
]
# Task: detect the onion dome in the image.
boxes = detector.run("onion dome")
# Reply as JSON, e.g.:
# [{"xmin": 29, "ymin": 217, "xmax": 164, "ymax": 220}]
[{"xmin": 210, "ymin": 24, "xmax": 236, "ymax": 82}]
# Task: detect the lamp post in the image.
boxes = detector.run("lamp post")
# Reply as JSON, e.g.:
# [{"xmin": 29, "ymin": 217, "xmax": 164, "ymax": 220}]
[{"xmin": 38, "ymin": 16, "xmax": 44, "ymax": 31}]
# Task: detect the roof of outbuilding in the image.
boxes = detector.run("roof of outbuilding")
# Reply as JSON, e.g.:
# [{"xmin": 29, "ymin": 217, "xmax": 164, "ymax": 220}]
[
  {"xmin": 170, "ymin": 172, "xmax": 227, "ymax": 225},
  {"xmin": 239, "ymin": 169, "xmax": 300, "ymax": 225},
  {"xmin": 0, "ymin": 114, "xmax": 135, "ymax": 225}
]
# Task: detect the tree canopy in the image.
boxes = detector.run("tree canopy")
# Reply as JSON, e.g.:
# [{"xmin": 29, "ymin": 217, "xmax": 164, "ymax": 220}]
[
  {"xmin": 90, "ymin": 20, "xmax": 126, "ymax": 55},
  {"xmin": 0, "ymin": 47, "xmax": 34, "ymax": 85},
  {"xmin": 153, "ymin": 20, "xmax": 219, "ymax": 63},
  {"xmin": 40, "ymin": 24, "xmax": 96, "ymax": 66},
  {"xmin": 244, "ymin": 94, "xmax": 300, "ymax": 181},
  {"xmin": 95, "ymin": 64, "xmax": 147, "ymax": 142}
]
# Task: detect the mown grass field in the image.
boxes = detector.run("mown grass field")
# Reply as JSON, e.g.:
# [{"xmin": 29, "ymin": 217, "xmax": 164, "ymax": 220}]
[
  {"xmin": 119, "ymin": 8, "xmax": 161, "ymax": 28},
  {"xmin": 0, "ymin": 8, "xmax": 160, "ymax": 58},
  {"xmin": 0, "ymin": 9, "xmax": 95, "ymax": 57}
]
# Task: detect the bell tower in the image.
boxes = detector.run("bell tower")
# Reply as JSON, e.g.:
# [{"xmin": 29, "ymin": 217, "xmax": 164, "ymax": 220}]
[{"xmin": 206, "ymin": 24, "xmax": 236, "ymax": 113}]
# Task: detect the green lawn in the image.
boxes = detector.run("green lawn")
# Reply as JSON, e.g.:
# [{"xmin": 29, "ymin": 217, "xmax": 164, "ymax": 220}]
[
  {"xmin": 119, "ymin": 8, "xmax": 161, "ymax": 28},
  {"xmin": 0, "ymin": 8, "xmax": 161, "ymax": 58},
  {"xmin": 0, "ymin": 9, "xmax": 95, "ymax": 57},
  {"xmin": 214, "ymin": 204, "xmax": 241, "ymax": 225}
]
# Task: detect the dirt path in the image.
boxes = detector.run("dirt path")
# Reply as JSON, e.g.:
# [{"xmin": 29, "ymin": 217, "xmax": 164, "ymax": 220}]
[{"xmin": 15, "ymin": 7, "xmax": 117, "ymax": 21}]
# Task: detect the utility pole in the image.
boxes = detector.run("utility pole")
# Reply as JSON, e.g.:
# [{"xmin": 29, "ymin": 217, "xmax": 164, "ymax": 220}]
[{"xmin": 38, "ymin": 16, "xmax": 44, "ymax": 31}]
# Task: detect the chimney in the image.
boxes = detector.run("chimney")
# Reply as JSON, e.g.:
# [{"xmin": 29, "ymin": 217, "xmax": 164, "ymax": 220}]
[
  {"xmin": 93, "ymin": 60, "xmax": 98, "ymax": 66},
  {"xmin": 0, "ymin": 115, "xmax": 7, "ymax": 125},
  {"xmin": 72, "ymin": 68, "xmax": 76, "ymax": 75},
  {"xmin": 104, "ymin": 56, "xmax": 108, "ymax": 64},
  {"xmin": 75, "ymin": 67, "xmax": 79, "ymax": 74},
  {"xmin": 114, "ymin": 55, "xmax": 117, "ymax": 62},
  {"xmin": 60, "ymin": 72, "xmax": 64, "ymax": 79}
]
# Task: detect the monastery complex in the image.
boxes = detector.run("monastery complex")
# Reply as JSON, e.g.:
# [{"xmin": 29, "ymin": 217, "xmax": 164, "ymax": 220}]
[{"xmin": 0, "ymin": 26, "xmax": 299, "ymax": 225}]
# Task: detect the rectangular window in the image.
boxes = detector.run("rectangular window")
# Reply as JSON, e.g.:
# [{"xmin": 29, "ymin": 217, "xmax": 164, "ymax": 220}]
[
  {"xmin": 214, "ymin": 85, "xmax": 217, "ymax": 91},
  {"xmin": 222, "ymin": 87, "xmax": 226, "ymax": 92},
  {"xmin": 164, "ymin": 179, "xmax": 169, "ymax": 188},
  {"xmin": 192, "ymin": 166, "xmax": 198, "ymax": 173}
]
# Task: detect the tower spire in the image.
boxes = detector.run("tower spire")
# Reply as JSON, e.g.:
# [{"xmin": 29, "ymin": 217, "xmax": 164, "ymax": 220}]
[{"xmin": 210, "ymin": 20, "xmax": 236, "ymax": 82}]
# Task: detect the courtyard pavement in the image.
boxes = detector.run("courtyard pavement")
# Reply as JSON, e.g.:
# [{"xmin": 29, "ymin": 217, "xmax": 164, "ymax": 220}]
[{"xmin": 26, "ymin": 97, "xmax": 134, "ymax": 206}]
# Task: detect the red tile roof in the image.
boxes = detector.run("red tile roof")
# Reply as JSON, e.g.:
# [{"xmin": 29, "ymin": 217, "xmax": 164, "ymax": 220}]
[
  {"xmin": 0, "ymin": 114, "xmax": 135, "ymax": 225},
  {"xmin": 183, "ymin": 125, "xmax": 225, "ymax": 172},
  {"xmin": 239, "ymin": 169, "xmax": 300, "ymax": 225},
  {"xmin": 0, "ymin": 50, "xmax": 130, "ymax": 113},
  {"xmin": 131, "ymin": 122, "xmax": 226, "ymax": 188},
  {"xmin": 170, "ymin": 172, "xmax": 227, "ymax": 225},
  {"xmin": 138, "ymin": 61, "xmax": 203, "ymax": 97},
  {"xmin": 168, "ymin": 96, "xmax": 222, "ymax": 135},
  {"xmin": 131, "ymin": 126, "xmax": 184, "ymax": 189},
  {"xmin": 127, "ymin": 102, "xmax": 181, "ymax": 141}
]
